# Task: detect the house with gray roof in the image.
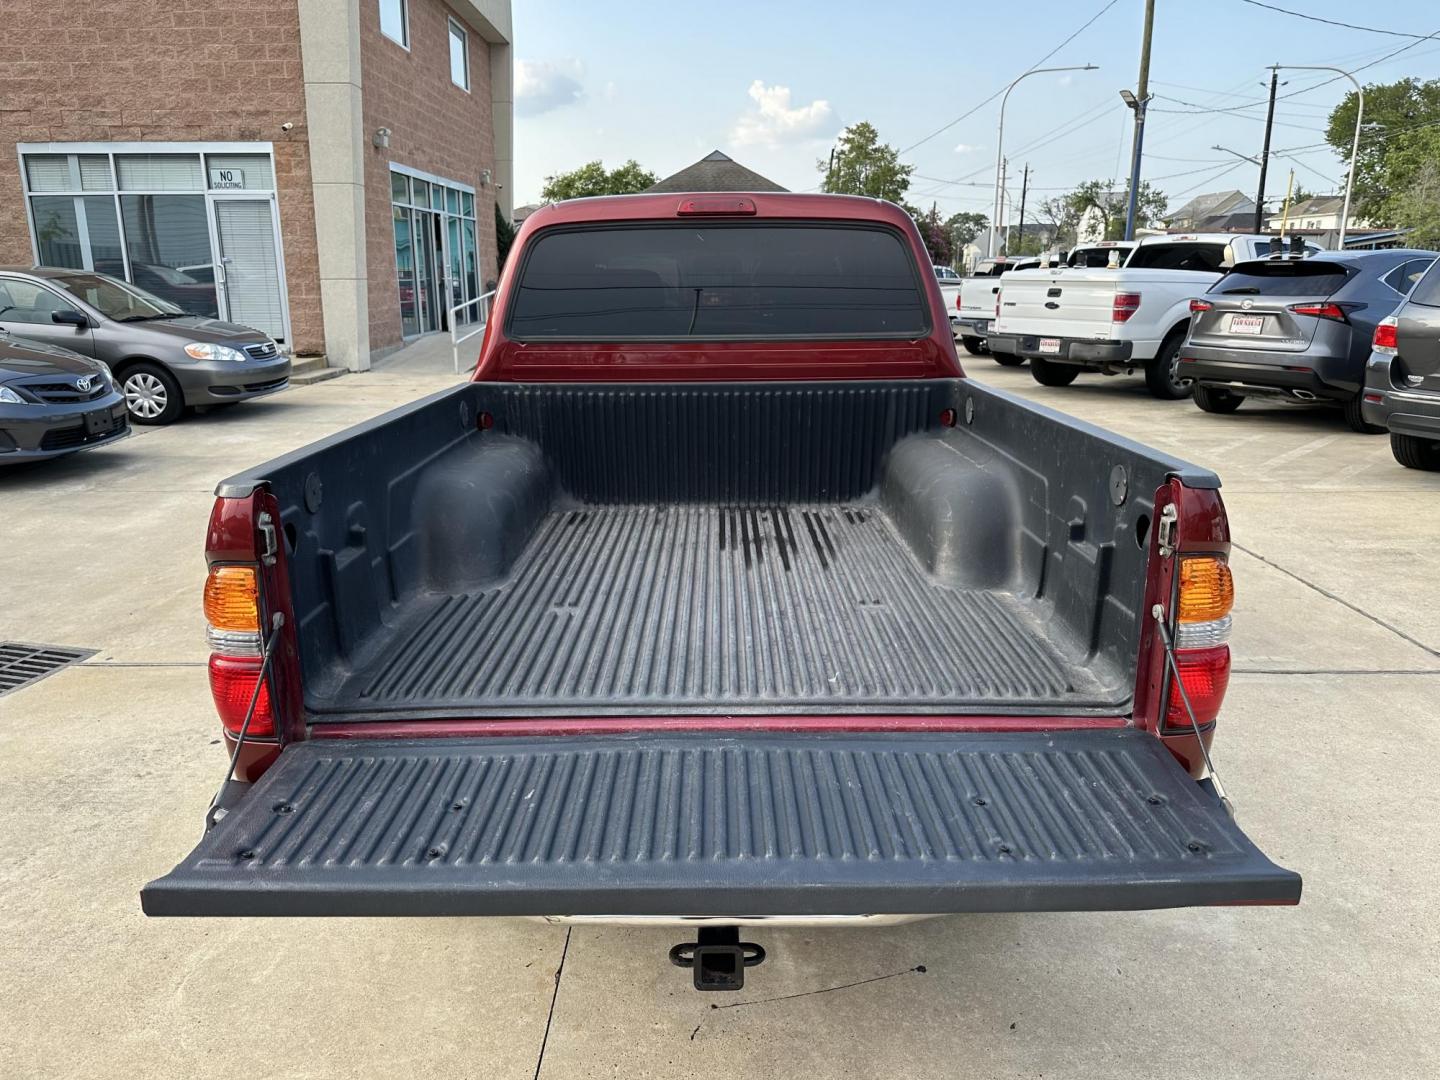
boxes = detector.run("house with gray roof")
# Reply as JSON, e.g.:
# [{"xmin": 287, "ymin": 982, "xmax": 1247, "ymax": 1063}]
[{"xmin": 645, "ymin": 150, "xmax": 787, "ymax": 193}]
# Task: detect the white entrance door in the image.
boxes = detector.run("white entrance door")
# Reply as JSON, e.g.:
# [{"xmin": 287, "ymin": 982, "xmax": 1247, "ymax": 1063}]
[{"xmin": 209, "ymin": 195, "xmax": 288, "ymax": 342}]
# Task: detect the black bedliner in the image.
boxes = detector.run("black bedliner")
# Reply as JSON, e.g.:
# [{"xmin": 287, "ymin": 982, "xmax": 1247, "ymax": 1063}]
[
  {"xmin": 218, "ymin": 380, "xmax": 1215, "ymax": 722},
  {"xmin": 142, "ymin": 730, "xmax": 1301, "ymax": 917}
]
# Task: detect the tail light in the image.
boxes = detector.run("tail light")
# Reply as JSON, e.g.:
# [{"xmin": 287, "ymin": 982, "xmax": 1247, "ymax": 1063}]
[
  {"xmin": 1189, "ymin": 298, "xmax": 1213, "ymax": 313},
  {"xmin": 1112, "ymin": 292, "xmax": 1141, "ymax": 322},
  {"xmin": 1288, "ymin": 302, "xmax": 1347, "ymax": 322},
  {"xmin": 1374, "ymin": 316, "xmax": 1398, "ymax": 355},
  {"xmin": 204, "ymin": 563, "xmax": 275, "ymax": 738},
  {"xmin": 1165, "ymin": 554, "xmax": 1234, "ymax": 732},
  {"xmin": 956, "ymin": 289, "xmax": 963, "ymax": 312},
  {"xmin": 209, "ymin": 654, "xmax": 275, "ymax": 737},
  {"xmin": 995, "ymin": 290, "xmax": 1001, "ymax": 320}
]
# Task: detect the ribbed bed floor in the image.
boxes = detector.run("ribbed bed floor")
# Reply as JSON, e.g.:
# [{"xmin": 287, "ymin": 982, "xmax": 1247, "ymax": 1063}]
[{"xmin": 326, "ymin": 505, "xmax": 1115, "ymax": 716}]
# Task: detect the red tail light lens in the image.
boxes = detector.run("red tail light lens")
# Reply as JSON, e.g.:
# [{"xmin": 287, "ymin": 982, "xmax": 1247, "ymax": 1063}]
[
  {"xmin": 208, "ymin": 655, "xmax": 276, "ymax": 737},
  {"xmin": 1189, "ymin": 298, "xmax": 1213, "ymax": 313},
  {"xmin": 1112, "ymin": 292, "xmax": 1141, "ymax": 322},
  {"xmin": 1373, "ymin": 316, "xmax": 1398, "ymax": 355},
  {"xmin": 1165, "ymin": 645, "xmax": 1231, "ymax": 732},
  {"xmin": 1288, "ymin": 302, "xmax": 1347, "ymax": 322},
  {"xmin": 956, "ymin": 290, "xmax": 963, "ymax": 312}
]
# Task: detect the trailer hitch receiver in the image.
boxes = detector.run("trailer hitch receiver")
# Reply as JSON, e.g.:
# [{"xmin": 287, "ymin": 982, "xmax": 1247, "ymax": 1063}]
[{"xmin": 669, "ymin": 926, "xmax": 766, "ymax": 991}]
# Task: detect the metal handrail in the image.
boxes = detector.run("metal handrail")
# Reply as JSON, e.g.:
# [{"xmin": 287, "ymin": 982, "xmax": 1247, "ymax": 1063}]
[{"xmin": 449, "ymin": 290, "xmax": 495, "ymax": 374}]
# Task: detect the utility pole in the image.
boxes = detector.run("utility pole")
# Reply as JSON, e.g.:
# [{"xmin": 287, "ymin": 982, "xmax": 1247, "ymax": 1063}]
[
  {"xmin": 1254, "ymin": 68, "xmax": 1279, "ymax": 233},
  {"xmin": 997, "ymin": 157, "xmax": 1007, "ymax": 254},
  {"xmin": 1122, "ymin": 0, "xmax": 1155, "ymax": 240},
  {"xmin": 1014, "ymin": 164, "xmax": 1030, "ymax": 255}
]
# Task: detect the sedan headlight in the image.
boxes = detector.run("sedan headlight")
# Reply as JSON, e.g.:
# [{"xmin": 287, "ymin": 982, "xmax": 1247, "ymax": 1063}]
[
  {"xmin": 0, "ymin": 386, "xmax": 26, "ymax": 405},
  {"xmin": 184, "ymin": 342, "xmax": 247, "ymax": 363}
]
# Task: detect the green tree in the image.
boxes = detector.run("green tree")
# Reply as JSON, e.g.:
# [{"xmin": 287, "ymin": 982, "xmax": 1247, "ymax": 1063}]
[
  {"xmin": 1056, "ymin": 179, "xmax": 1166, "ymax": 240},
  {"xmin": 540, "ymin": 159, "xmax": 658, "ymax": 202},
  {"xmin": 1038, "ymin": 194, "xmax": 1081, "ymax": 248},
  {"xmin": 913, "ymin": 203, "xmax": 953, "ymax": 265},
  {"xmin": 495, "ymin": 203, "xmax": 518, "ymax": 272},
  {"xmin": 1382, "ymin": 125, "xmax": 1440, "ymax": 246},
  {"xmin": 1107, "ymin": 181, "xmax": 1168, "ymax": 239},
  {"xmin": 1326, "ymin": 78, "xmax": 1440, "ymax": 217},
  {"xmin": 818, "ymin": 122, "xmax": 914, "ymax": 203},
  {"xmin": 944, "ymin": 211, "xmax": 988, "ymax": 253}
]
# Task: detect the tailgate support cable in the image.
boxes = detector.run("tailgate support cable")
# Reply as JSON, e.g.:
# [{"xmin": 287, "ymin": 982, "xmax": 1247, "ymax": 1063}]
[
  {"xmin": 204, "ymin": 614, "xmax": 283, "ymax": 833},
  {"xmin": 1151, "ymin": 604, "xmax": 1233, "ymax": 818}
]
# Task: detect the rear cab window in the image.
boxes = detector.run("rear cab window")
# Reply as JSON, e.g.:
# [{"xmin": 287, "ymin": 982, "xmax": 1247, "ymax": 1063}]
[
  {"xmin": 506, "ymin": 224, "xmax": 929, "ymax": 340},
  {"xmin": 1209, "ymin": 260, "xmax": 1352, "ymax": 297},
  {"xmin": 1126, "ymin": 243, "xmax": 1228, "ymax": 272}
]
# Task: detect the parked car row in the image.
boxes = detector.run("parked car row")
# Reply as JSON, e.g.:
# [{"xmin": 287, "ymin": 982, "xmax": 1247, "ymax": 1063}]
[
  {"xmin": 0, "ymin": 267, "xmax": 289, "ymax": 465},
  {"xmin": 965, "ymin": 237, "xmax": 1440, "ymax": 471}
]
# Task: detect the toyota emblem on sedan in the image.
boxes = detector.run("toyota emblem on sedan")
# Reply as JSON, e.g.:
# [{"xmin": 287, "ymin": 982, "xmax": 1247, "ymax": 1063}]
[{"xmin": 75, "ymin": 375, "xmax": 93, "ymax": 392}]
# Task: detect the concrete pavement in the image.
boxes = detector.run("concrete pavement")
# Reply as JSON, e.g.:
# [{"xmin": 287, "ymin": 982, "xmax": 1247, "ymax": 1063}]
[{"xmin": 1, "ymin": 361, "xmax": 1437, "ymax": 1079}]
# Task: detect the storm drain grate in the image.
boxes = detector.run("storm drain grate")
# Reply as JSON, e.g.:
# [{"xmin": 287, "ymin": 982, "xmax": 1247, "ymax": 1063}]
[{"xmin": 0, "ymin": 642, "xmax": 96, "ymax": 697}]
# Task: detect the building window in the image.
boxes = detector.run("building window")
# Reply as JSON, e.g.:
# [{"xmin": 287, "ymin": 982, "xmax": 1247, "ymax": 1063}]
[
  {"xmin": 379, "ymin": 0, "xmax": 409, "ymax": 48},
  {"xmin": 19, "ymin": 144, "xmax": 290, "ymax": 344},
  {"xmin": 448, "ymin": 18, "xmax": 469, "ymax": 90},
  {"xmin": 389, "ymin": 165, "xmax": 481, "ymax": 339}
]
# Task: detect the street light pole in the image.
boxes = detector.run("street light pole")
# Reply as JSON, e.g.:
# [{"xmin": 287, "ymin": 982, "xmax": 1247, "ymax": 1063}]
[
  {"xmin": 1271, "ymin": 65, "xmax": 1364, "ymax": 247},
  {"xmin": 991, "ymin": 64, "xmax": 1097, "ymax": 257}
]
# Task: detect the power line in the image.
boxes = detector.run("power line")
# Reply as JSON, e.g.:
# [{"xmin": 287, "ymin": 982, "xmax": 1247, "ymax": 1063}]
[
  {"xmin": 897, "ymin": 0, "xmax": 1119, "ymax": 154},
  {"xmin": 1236, "ymin": 0, "xmax": 1432, "ymax": 39},
  {"xmin": 1164, "ymin": 161, "xmax": 1246, "ymax": 201}
]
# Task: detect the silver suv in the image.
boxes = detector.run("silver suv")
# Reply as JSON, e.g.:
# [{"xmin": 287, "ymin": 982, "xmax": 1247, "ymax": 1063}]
[{"xmin": 0, "ymin": 267, "xmax": 290, "ymax": 425}]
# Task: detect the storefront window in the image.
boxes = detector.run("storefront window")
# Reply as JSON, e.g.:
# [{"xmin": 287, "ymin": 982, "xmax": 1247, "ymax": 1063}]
[
  {"xmin": 120, "ymin": 194, "xmax": 218, "ymax": 316},
  {"xmin": 116, "ymin": 154, "xmax": 204, "ymax": 191},
  {"xmin": 389, "ymin": 165, "xmax": 481, "ymax": 338},
  {"xmin": 204, "ymin": 153, "xmax": 275, "ymax": 191},
  {"xmin": 20, "ymin": 145, "xmax": 288, "ymax": 342},
  {"xmin": 393, "ymin": 205, "xmax": 418, "ymax": 338},
  {"xmin": 30, "ymin": 196, "xmax": 82, "ymax": 267}
]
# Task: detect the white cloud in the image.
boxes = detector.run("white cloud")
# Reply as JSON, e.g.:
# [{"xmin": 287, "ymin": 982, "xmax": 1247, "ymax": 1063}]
[
  {"xmin": 729, "ymin": 80, "xmax": 838, "ymax": 147},
  {"xmin": 953, "ymin": 142, "xmax": 980, "ymax": 154},
  {"xmin": 515, "ymin": 59, "xmax": 584, "ymax": 117}
]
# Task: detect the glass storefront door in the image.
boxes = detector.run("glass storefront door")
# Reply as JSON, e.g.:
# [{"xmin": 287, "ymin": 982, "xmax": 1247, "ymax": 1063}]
[
  {"xmin": 210, "ymin": 196, "xmax": 286, "ymax": 342},
  {"xmin": 414, "ymin": 208, "xmax": 439, "ymax": 334}
]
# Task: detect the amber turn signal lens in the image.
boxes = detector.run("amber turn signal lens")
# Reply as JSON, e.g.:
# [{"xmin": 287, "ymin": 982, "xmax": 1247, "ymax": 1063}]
[
  {"xmin": 204, "ymin": 565, "xmax": 260, "ymax": 632},
  {"xmin": 1178, "ymin": 556, "xmax": 1233, "ymax": 623}
]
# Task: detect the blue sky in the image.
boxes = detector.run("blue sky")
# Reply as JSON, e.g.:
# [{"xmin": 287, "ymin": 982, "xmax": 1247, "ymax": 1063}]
[{"xmin": 509, "ymin": 0, "xmax": 1440, "ymax": 218}]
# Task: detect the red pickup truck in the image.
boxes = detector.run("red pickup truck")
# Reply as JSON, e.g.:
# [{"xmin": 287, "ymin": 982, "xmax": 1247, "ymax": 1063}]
[{"xmin": 144, "ymin": 192, "xmax": 1298, "ymax": 991}]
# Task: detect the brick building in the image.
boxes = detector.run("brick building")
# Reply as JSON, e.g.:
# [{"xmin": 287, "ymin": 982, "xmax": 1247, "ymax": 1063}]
[{"xmin": 0, "ymin": 0, "xmax": 513, "ymax": 370}]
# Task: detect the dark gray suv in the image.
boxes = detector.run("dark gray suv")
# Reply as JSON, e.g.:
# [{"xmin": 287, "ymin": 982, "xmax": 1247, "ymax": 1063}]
[
  {"xmin": 1179, "ymin": 249, "xmax": 1436, "ymax": 432},
  {"xmin": 0, "ymin": 268, "xmax": 290, "ymax": 425},
  {"xmin": 1363, "ymin": 258, "xmax": 1440, "ymax": 471}
]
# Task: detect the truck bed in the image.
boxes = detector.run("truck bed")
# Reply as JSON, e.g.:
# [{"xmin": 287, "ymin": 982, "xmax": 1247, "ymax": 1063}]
[
  {"xmin": 328, "ymin": 502, "xmax": 1108, "ymax": 716},
  {"xmin": 222, "ymin": 379, "xmax": 1217, "ymax": 723}
]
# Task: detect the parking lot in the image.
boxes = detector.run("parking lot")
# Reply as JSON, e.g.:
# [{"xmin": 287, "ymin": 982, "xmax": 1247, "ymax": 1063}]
[{"xmin": 2, "ymin": 361, "xmax": 1438, "ymax": 1080}]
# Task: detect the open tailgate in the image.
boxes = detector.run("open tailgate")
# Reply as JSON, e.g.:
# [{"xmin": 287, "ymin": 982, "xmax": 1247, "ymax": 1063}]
[{"xmin": 143, "ymin": 731, "xmax": 1299, "ymax": 917}]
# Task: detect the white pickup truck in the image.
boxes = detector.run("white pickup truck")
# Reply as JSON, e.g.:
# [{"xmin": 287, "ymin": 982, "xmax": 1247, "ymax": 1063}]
[
  {"xmin": 953, "ymin": 256, "xmax": 1042, "ymax": 363},
  {"xmin": 989, "ymin": 234, "xmax": 1322, "ymax": 398}
]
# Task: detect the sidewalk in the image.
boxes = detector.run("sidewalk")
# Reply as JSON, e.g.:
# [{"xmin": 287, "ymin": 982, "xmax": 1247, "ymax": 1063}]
[{"xmin": 371, "ymin": 330, "xmax": 473, "ymax": 376}]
